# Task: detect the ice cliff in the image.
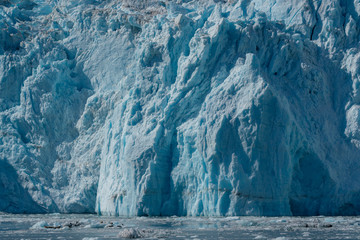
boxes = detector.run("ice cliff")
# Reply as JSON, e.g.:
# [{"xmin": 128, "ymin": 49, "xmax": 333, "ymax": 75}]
[{"xmin": 1, "ymin": 0, "xmax": 360, "ymax": 216}]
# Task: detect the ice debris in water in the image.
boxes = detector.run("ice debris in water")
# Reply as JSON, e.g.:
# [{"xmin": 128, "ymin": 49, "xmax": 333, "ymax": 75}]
[
  {"xmin": 29, "ymin": 219, "xmax": 122, "ymax": 230},
  {"xmin": 1, "ymin": 0, "xmax": 360, "ymax": 217},
  {"xmin": 84, "ymin": 222, "xmax": 107, "ymax": 229},
  {"xmin": 82, "ymin": 219, "xmax": 122, "ymax": 229},
  {"xmin": 5, "ymin": 215, "xmax": 360, "ymax": 239},
  {"xmin": 254, "ymin": 236, "xmax": 266, "ymax": 239},
  {"xmin": 30, "ymin": 221, "xmax": 61, "ymax": 229},
  {"xmin": 30, "ymin": 221, "xmax": 48, "ymax": 230},
  {"xmin": 118, "ymin": 228, "xmax": 143, "ymax": 239}
]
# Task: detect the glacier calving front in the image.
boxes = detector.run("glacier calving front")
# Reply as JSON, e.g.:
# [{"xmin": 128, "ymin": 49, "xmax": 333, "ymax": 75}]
[{"xmin": 1, "ymin": 0, "xmax": 360, "ymax": 216}]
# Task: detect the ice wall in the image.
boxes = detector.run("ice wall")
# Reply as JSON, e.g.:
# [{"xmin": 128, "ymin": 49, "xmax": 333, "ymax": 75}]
[{"xmin": 1, "ymin": 0, "xmax": 360, "ymax": 216}]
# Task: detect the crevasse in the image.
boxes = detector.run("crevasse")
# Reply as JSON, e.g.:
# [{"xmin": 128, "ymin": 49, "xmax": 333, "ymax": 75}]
[{"xmin": 1, "ymin": 0, "xmax": 360, "ymax": 216}]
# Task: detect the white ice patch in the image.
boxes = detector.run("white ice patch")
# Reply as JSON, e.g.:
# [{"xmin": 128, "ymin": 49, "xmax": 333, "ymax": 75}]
[
  {"xmin": 30, "ymin": 221, "xmax": 48, "ymax": 229},
  {"xmin": 118, "ymin": 228, "xmax": 143, "ymax": 238}
]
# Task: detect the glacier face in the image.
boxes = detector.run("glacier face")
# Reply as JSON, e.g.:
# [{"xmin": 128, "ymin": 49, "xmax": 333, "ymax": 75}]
[{"xmin": 1, "ymin": 0, "xmax": 360, "ymax": 216}]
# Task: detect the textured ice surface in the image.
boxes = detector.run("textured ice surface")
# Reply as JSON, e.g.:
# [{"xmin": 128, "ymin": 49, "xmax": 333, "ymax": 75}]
[{"xmin": 1, "ymin": 0, "xmax": 360, "ymax": 216}]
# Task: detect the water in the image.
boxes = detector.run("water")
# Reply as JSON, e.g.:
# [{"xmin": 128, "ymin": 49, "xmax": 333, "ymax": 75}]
[{"xmin": 0, "ymin": 214, "xmax": 360, "ymax": 239}]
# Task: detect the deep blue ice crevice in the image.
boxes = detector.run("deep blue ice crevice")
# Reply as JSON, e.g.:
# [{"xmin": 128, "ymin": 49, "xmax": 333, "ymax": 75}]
[{"xmin": 2, "ymin": 0, "xmax": 360, "ymax": 216}]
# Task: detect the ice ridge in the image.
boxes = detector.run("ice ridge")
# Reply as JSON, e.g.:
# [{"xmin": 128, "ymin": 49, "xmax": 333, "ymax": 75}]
[{"xmin": 1, "ymin": 0, "xmax": 360, "ymax": 216}]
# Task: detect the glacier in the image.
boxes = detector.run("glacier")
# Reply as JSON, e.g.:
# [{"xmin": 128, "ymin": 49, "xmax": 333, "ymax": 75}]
[{"xmin": 1, "ymin": 0, "xmax": 360, "ymax": 216}]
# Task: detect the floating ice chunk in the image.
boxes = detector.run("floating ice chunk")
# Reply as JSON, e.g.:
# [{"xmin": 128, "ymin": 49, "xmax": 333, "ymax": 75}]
[
  {"xmin": 30, "ymin": 221, "xmax": 48, "ymax": 229},
  {"xmin": 254, "ymin": 236, "xmax": 266, "ymax": 239},
  {"xmin": 118, "ymin": 228, "xmax": 143, "ymax": 238},
  {"xmin": 30, "ymin": 221, "xmax": 61, "ymax": 229},
  {"xmin": 323, "ymin": 217, "xmax": 336, "ymax": 223},
  {"xmin": 236, "ymin": 219, "xmax": 258, "ymax": 227},
  {"xmin": 84, "ymin": 222, "xmax": 107, "ymax": 229},
  {"xmin": 63, "ymin": 221, "xmax": 82, "ymax": 228}
]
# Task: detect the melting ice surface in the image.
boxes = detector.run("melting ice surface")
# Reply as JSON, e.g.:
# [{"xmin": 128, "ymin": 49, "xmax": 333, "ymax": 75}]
[
  {"xmin": 1, "ymin": 214, "xmax": 360, "ymax": 240},
  {"xmin": 2, "ymin": 0, "xmax": 360, "ymax": 217}
]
